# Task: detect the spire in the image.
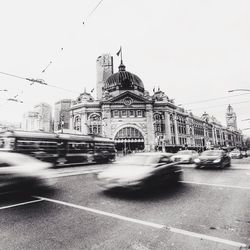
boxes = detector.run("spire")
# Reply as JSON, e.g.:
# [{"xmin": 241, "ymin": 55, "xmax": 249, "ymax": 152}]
[{"xmin": 118, "ymin": 61, "xmax": 126, "ymax": 71}]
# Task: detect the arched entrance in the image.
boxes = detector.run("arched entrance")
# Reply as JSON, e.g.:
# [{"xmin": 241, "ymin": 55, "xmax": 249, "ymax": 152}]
[{"xmin": 114, "ymin": 126, "xmax": 144, "ymax": 153}]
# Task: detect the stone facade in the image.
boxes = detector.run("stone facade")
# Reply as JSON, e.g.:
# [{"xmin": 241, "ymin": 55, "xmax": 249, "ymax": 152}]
[{"xmin": 69, "ymin": 59, "xmax": 243, "ymax": 152}]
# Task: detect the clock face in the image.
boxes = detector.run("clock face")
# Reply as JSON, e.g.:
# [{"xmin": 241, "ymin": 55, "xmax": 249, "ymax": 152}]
[{"xmin": 123, "ymin": 97, "xmax": 132, "ymax": 106}]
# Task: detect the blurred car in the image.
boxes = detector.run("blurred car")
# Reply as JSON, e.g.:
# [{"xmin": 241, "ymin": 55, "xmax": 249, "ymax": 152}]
[
  {"xmin": 0, "ymin": 152, "xmax": 56, "ymax": 194},
  {"xmin": 170, "ymin": 150, "xmax": 199, "ymax": 163},
  {"xmin": 97, "ymin": 152, "xmax": 182, "ymax": 191},
  {"xmin": 229, "ymin": 149, "xmax": 243, "ymax": 159},
  {"xmin": 241, "ymin": 151, "xmax": 248, "ymax": 158},
  {"xmin": 194, "ymin": 150, "xmax": 231, "ymax": 169}
]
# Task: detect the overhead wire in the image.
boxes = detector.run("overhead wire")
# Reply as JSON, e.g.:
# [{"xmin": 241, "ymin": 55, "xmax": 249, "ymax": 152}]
[
  {"xmin": 0, "ymin": 70, "xmax": 82, "ymax": 96},
  {"xmin": 178, "ymin": 92, "xmax": 250, "ymax": 106},
  {"xmin": 86, "ymin": 0, "xmax": 104, "ymax": 20},
  {"xmin": 186, "ymin": 99, "xmax": 250, "ymax": 111},
  {"xmin": 41, "ymin": 0, "xmax": 105, "ymax": 73},
  {"xmin": 1, "ymin": 69, "xmax": 250, "ymax": 108}
]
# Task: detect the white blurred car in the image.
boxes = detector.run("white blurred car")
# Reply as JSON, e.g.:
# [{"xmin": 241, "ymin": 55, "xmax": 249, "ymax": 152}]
[
  {"xmin": 0, "ymin": 152, "xmax": 56, "ymax": 194},
  {"xmin": 229, "ymin": 149, "xmax": 243, "ymax": 159},
  {"xmin": 97, "ymin": 152, "xmax": 182, "ymax": 191},
  {"xmin": 170, "ymin": 150, "xmax": 199, "ymax": 163}
]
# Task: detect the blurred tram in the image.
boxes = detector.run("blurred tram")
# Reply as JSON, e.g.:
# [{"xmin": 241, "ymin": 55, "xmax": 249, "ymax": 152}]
[{"xmin": 0, "ymin": 130, "xmax": 116, "ymax": 166}]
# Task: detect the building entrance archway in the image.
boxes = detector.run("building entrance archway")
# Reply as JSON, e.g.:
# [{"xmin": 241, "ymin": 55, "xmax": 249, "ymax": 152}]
[{"xmin": 114, "ymin": 126, "xmax": 144, "ymax": 153}]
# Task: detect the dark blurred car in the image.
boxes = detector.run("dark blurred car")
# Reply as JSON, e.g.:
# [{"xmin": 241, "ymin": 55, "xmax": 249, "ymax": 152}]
[
  {"xmin": 194, "ymin": 150, "xmax": 231, "ymax": 169},
  {"xmin": 97, "ymin": 152, "xmax": 183, "ymax": 191},
  {"xmin": 170, "ymin": 150, "xmax": 199, "ymax": 163},
  {"xmin": 0, "ymin": 152, "xmax": 56, "ymax": 194},
  {"xmin": 229, "ymin": 149, "xmax": 243, "ymax": 159}
]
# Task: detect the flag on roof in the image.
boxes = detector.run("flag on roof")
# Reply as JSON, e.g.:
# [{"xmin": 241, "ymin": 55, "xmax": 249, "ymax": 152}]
[{"xmin": 116, "ymin": 47, "xmax": 122, "ymax": 56}]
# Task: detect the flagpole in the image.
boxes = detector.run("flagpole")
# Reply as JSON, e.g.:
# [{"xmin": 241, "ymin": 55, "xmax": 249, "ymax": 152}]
[{"xmin": 120, "ymin": 46, "xmax": 123, "ymax": 64}]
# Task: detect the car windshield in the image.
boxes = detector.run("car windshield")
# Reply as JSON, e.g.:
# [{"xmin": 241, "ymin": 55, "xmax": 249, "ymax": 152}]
[
  {"xmin": 116, "ymin": 155, "xmax": 157, "ymax": 166},
  {"xmin": 201, "ymin": 151, "xmax": 222, "ymax": 156},
  {"xmin": 231, "ymin": 150, "xmax": 240, "ymax": 153},
  {"xmin": 176, "ymin": 151, "xmax": 193, "ymax": 155}
]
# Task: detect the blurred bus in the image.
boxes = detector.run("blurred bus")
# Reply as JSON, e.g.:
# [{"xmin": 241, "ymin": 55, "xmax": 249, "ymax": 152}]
[{"xmin": 0, "ymin": 130, "xmax": 116, "ymax": 166}]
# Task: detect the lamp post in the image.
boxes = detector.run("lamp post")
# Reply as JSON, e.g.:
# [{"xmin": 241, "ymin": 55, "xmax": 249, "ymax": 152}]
[
  {"xmin": 60, "ymin": 114, "xmax": 64, "ymax": 134},
  {"xmin": 228, "ymin": 89, "xmax": 250, "ymax": 93}
]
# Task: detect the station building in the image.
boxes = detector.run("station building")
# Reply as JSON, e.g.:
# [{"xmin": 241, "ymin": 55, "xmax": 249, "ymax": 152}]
[{"xmin": 69, "ymin": 57, "xmax": 243, "ymax": 153}]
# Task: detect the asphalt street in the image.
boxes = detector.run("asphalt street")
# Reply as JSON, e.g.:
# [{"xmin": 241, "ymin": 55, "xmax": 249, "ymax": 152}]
[{"xmin": 0, "ymin": 159, "xmax": 249, "ymax": 250}]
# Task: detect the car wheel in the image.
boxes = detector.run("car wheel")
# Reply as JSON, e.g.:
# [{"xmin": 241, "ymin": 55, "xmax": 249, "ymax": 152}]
[
  {"xmin": 220, "ymin": 161, "xmax": 226, "ymax": 169},
  {"xmin": 195, "ymin": 165, "xmax": 200, "ymax": 169},
  {"xmin": 171, "ymin": 172, "xmax": 182, "ymax": 184}
]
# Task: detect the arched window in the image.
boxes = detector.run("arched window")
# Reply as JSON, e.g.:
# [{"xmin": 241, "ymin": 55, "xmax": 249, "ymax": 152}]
[
  {"xmin": 88, "ymin": 114, "xmax": 102, "ymax": 135},
  {"xmin": 74, "ymin": 116, "xmax": 81, "ymax": 132},
  {"xmin": 115, "ymin": 127, "xmax": 143, "ymax": 139}
]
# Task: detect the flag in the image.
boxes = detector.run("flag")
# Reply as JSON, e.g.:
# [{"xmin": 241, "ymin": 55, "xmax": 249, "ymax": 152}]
[{"xmin": 116, "ymin": 47, "xmax": 122, "ymax": 56}]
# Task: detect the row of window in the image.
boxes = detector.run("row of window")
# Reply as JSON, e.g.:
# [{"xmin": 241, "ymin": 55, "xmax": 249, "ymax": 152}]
[
  {"xmin": 179, "ymin": 137, "xmax": 187, "ymax": 145},
  {"xmin": 111, "ymin": 110, "xmax": 145, "ymax": 118}
]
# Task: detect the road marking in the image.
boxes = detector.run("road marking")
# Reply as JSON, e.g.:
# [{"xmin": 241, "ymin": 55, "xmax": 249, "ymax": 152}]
[
  {"xmin": 180, "ymin": 181, "xmax": 250, "ymax": 190},
  {"xmin": 54, "ymin": 169, "xmax": 101, "ymax": 178},
  {"xmin": 0, "ymin": 199, "xmax": 44, "ymax": 210},
  {"xmin": 34, "ymin": 196, "xmax": 247, "ymax": 249}
]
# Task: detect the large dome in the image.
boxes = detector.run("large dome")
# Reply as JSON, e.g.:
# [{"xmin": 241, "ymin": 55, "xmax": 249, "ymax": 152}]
[{"xmin": 105, "ymin": 63, "xmax": 144, "ymax": 91}]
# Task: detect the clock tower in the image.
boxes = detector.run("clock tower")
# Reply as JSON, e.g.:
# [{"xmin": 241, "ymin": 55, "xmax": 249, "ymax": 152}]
[{"xmin": 226, "ymin": 104, "xmax": 237, "ymax": 131}]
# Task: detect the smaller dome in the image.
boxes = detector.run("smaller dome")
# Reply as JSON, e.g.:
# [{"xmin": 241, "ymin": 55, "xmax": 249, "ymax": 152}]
[{"xmin": 75, "ymin": 88, "xmax": 94, "ymax": 103}]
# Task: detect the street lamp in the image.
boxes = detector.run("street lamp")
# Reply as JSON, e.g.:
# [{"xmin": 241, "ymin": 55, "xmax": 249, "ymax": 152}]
[{"xmin": 228, "ymin": 89, "xmax": 250, "ymax": 93}]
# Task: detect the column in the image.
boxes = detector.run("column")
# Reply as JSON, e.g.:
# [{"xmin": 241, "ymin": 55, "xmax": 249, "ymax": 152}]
[
  {"xmin": 164, "ymin": 111, "xmax": 171, "ymax": 145},
  {"xmin": 173, "ymin": 113, "xmax": 179, "ymax": 145},
  {"xmin": 102, "ymin": 105, "xmax": 111, "ymax": 138},
  {"xmin": 145, "ymin": 104, "xmax": 154, "ymax": 151},
  {"xmin": 81, "ymin": 107, "xmax": 88, "ymax": 135}
]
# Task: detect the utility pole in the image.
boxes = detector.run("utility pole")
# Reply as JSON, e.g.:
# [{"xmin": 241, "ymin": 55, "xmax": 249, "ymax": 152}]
[{"xmin": 60, "ymin": 113, "xmax": 64, "ymax": 134}]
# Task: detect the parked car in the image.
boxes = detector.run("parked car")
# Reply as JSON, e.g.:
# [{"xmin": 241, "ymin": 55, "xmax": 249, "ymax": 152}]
[
  {"xmin": 247, "ymin": 150, "xmax": 250, "ymax": 157},
  {"xmin": 194, "ymin": 150, "xmax": 231, "ymax": 169},
  {"xmin": 97, "ymin": 152, "xmax": 183, "ymax": 191},
  {"xmin": 241, "ymin": 151, "xmax": 248, "ymax": 158},
  {"xmin": 0, "ymin": 152, "xmax": 56, "ymax": 194},
  {"xmin": 170, "ymin": 150, "xmax": 199, "ymax": 163},
  {"xmin": 229, "ymin": 149, "xmax": 243, "ymax": 159}
]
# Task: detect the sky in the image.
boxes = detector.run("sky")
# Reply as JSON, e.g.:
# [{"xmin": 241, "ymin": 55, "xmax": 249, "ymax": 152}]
[{"xmin": 0, "ymin": 0, "xmax": 250, "ymax": 135}]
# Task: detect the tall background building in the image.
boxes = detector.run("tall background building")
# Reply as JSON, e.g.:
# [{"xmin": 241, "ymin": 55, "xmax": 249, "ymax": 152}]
[
  {"xmin": 23, "ymin": 102, "xmax": 52, "ymax": 132},
  {"xmin": 22, "ymin": 111, "xmax": 40, "ymax": 131},
  {"xmin": 54, "ymin": 99, "xmax": 72, "ymax": 132},
  {"xmin": 96, "ymin": 54, "xmax": 113, "ymax": 100},
  {"xmin": 226, "ymin": 104, "xmax": 237, "ymax": 131},
  {"xmin": 33, "ymin": 103, "xmax": 52, "ymax": 132}
]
